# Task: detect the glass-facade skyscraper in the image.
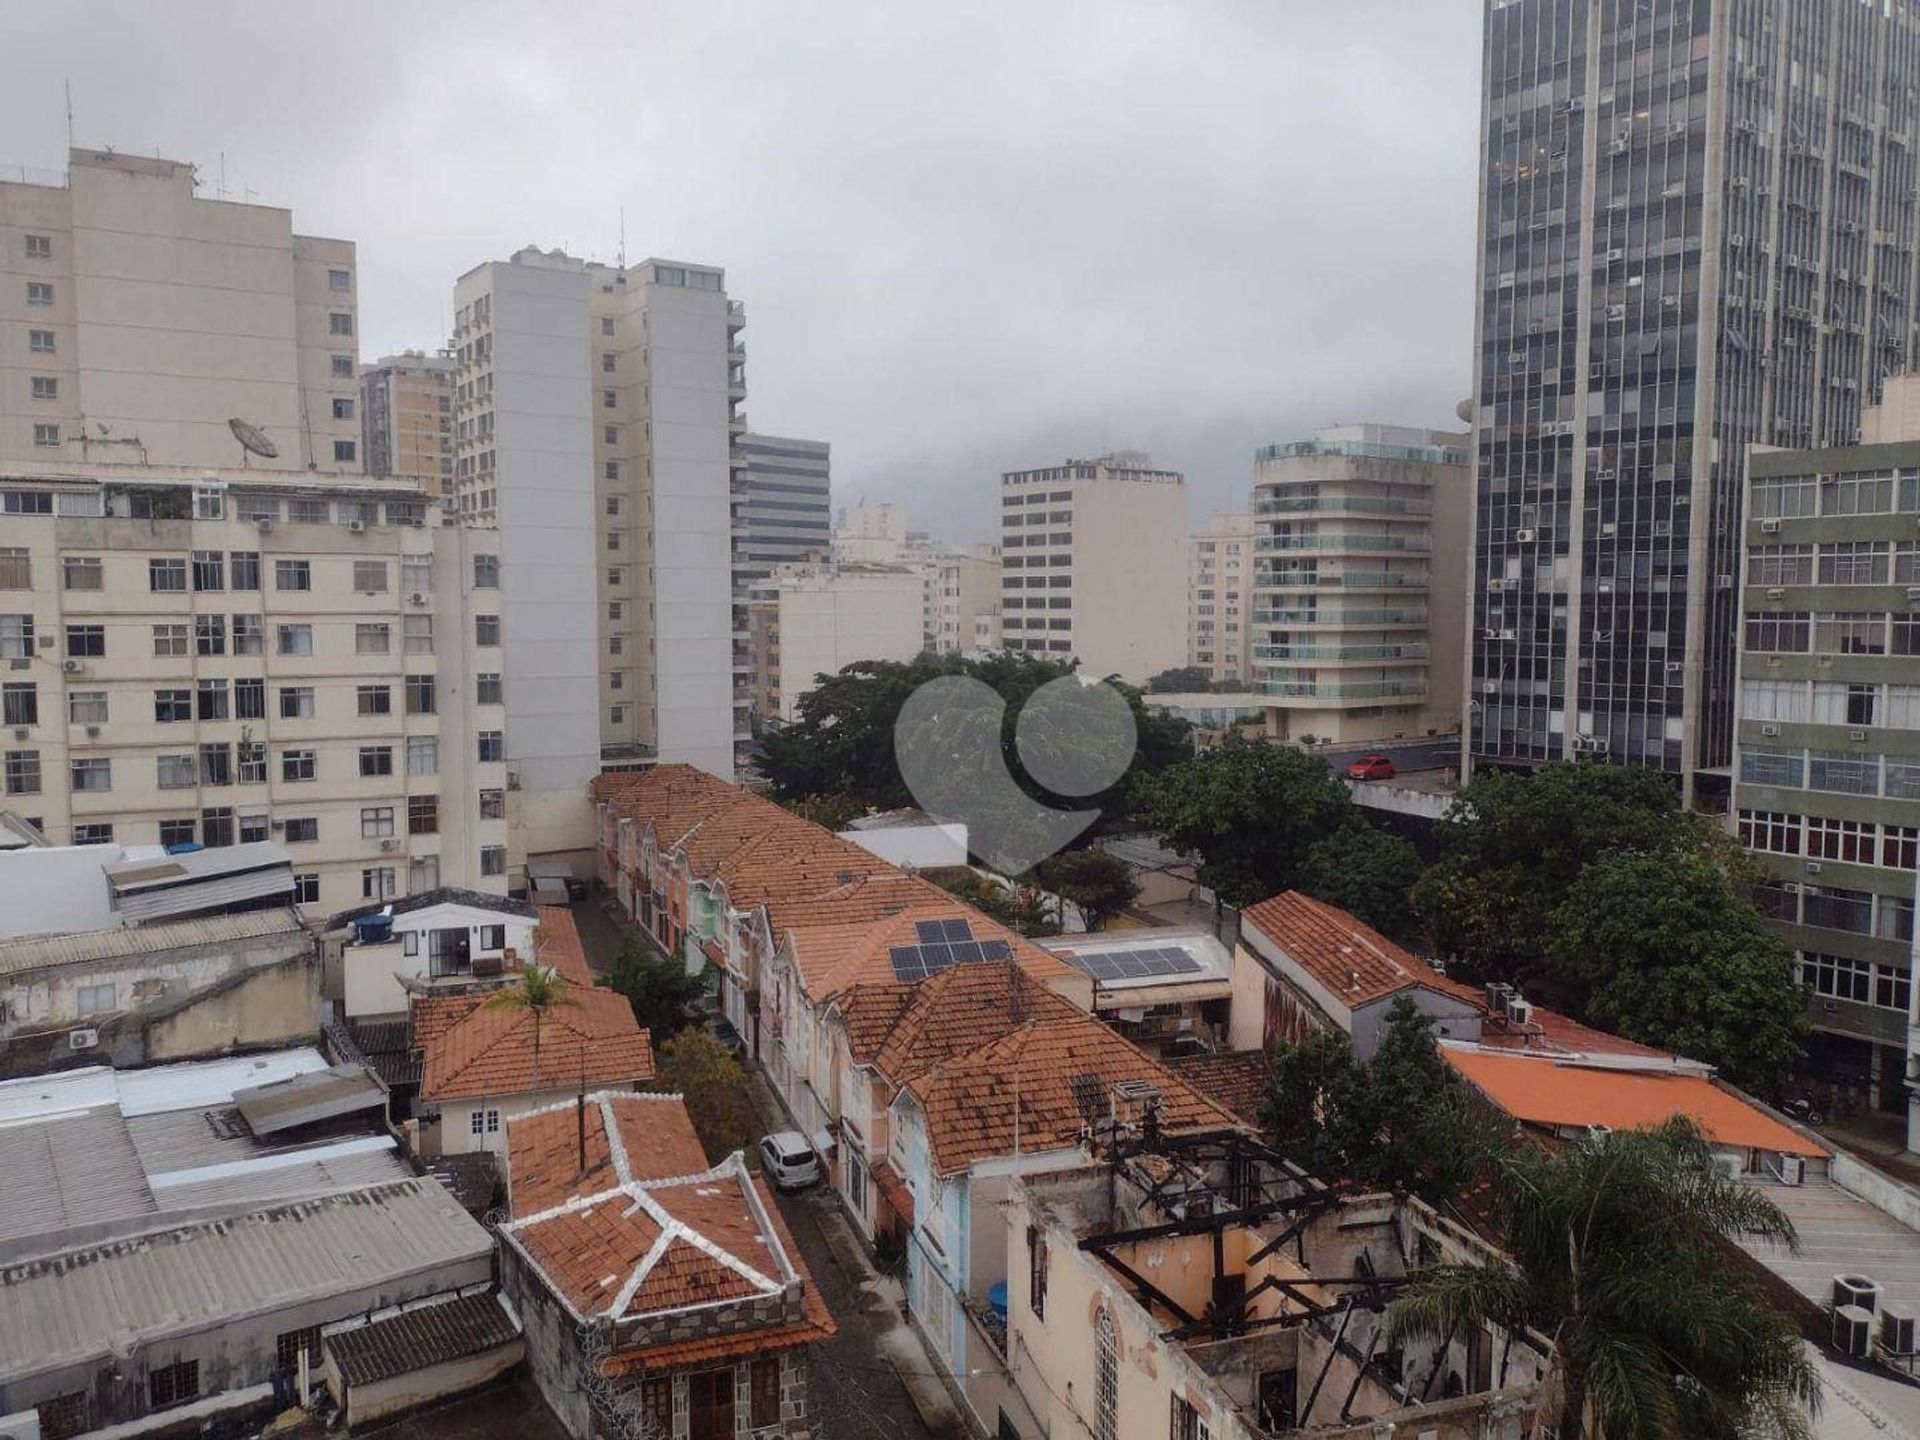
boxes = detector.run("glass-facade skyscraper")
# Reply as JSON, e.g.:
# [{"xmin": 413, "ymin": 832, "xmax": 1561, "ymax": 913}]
[{"xmin": 1467, "ymin": 0, "xmax": 1920, "ymax": 793}]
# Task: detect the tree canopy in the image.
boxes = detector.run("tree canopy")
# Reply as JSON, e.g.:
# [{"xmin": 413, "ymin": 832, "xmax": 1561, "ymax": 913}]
[
  {"xmin": 605, "ymin": 934, "xmax": 706, "ymax": 1044},
  {"xmin": 1299, "ymin": 819, "xmax": 1425, "ymax": 944},
  {"xmin": 1145, "ymin": 665, "xmax": 1215, "ymax": 693},
  {"xmin": 1037, "ymin": 848, "xmax": 1139, "ymax": 930},
  {"xmin": 654, "ymin": 1029, "xmax": 755, "ymax": 1162}
]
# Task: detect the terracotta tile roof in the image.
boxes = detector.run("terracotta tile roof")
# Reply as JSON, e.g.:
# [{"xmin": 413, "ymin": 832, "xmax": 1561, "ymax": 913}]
[
  {"xmin": 533, "ymin": 907, "xmax": 595, "ymax": 987},
  {"xmin": 1443, "ymin": 1048, "xmax": 1829, "ymax": 1158},
  {"xmin": 871, "ymin": 1158, "xmax": 914, "ymax": 1225},
  {"xmin": 834, "ymin": 962, "xmax": 1087, "ymax": 1085},
  {"xmin": 791, "ymin": 905, "xmax": 1078, "ymax": 1005},
  {"xmin": 1241, "ymin": 891, "xmax": 1469, "ymax": 1008},
  {"xmin": 506, "ymin": 1093, "xmax": 710, "ymax": 1218},
  {"xmin": 903, "ymin": 1012, "xmax": 1241, "ymax": 1176},
  {"xmin": 1165, "ymin": 1051, "xmax": 1270, "ymax": 1125},
  {"xmin": 419, "ymin": 983, "xmax": 653, "ymax": 1103},
  {"xmin": 410, "ymin": 992, "xmax": 483, "ymax": 1049},
  {"xmin": 501, "ymin": 1092, "xmax": 835, "ymax": 1353}
]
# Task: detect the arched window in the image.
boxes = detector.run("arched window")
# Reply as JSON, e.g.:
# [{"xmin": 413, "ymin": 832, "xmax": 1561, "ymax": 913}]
[{"xmin": 1094, "ymin": 1309, "xmax": 1118, "ymax": 1440}]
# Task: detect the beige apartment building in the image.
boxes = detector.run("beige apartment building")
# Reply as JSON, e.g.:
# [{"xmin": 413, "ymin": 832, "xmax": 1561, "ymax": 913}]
[
  {"xmin": 998, "ymin": 452, "xmax": 1187, "ymax": 682},
  {"xmin": 361, "ymin": 351, "xmax": 453, "ymax": 493},
  {"xmin": 746, "ymin": 564, "xmax": 925, "ymax": 722},
  {"xmin": 935, "ymin": 546, "xmax": 1001, "ymax": 656},
  {"xmin": 1252, "ymin": 424, "xmax": 1468, "ymax": 745},
  {"xmin": 1, "ymin": 150, "xmax": 360, "ymax": 475},
  {"xmin": 0, "ymin": 466, "xmax": 508, "ymax": 914},
  {"xmin": 1188, "ymin": 511, "xmax": 1254, "ymax": 684}
]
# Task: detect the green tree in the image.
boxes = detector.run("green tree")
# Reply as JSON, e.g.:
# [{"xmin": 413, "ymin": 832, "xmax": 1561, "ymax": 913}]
[
  {"xmin": 1386, "ymin": 1119, "xmax": 1819, "ymax": 1440},
  {"xmin": 1545, "ymin": 850, "xmax": 1808, "ymax": 1095},
  {"xmin": 1299, "ymin": 820, "xmax": 1425, "ymax": 942},
  {"xmin": 1037, "ymin": 848, "xmax": 1139, "ymax": 930},
  {"xmin": 779, "ymin": 792, "xmax": 864, "ymax": 831},
  {"xmin": 932, "ymin": 869, "xmax": 1061, "ymax": 937},
  {"xmin": 1412, "ymin": 761, "xmax": 1706, "ymax": 987},
  {"xmin": 1128, "ymin": 733, "xmax": 1354, "ymax": 905},
  {"xmin": 483, "ymin": 960, "xmax": 580, "ymax": 1078},
  {"xmin": 605, "ymin": 934, "xmax": 706, "ymax": 1043},
  {"xmin": 655, "ymin": 1029, "xmax": 755, "ymax": 1162},
  {"xmin": 1146, "ymin": 665, "xmax": 1213, "ymax": 694}
]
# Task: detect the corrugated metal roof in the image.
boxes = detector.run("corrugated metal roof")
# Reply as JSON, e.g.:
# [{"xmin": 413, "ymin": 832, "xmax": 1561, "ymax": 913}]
[
  {"xmin": 0, "ymin": 908, "xmax": 306, "ymax": 978},
  {"xmin": 152, "ymin": 1140, "xmax": 412, "ymax": 1211},
  {"xmin": 114, "ymin": 1049, "xmax": 329, "ymax": 1117},
  {"xmin": 104, "ymin": 842, "xmax": 291, "ymax": 891},
  {"xmin": 234, "ymin": 1064, "xmax": 384, "ymax": 1135},
  {"xmin": 325, "ymin": 1293, "xmax": 519, "ymax": 1388},
  {"xmin": 0, "ymin": 1179, "xmax": 493, "ymax": 1384},
  {"xmin": 0, "ymin": 1109, "xmax": 156, "ymax": 1243}
]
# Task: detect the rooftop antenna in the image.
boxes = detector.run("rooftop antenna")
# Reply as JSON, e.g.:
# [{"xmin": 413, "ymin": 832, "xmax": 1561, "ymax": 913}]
[
  {"xmin": 64, "ymin": 79, "xmax": 74, "ymax": 153},
  {"xmin": 618, "ymin": 206, "xmax": 627, "ymax": 272},
  {"xmin": 217, "ymin": 151, "xmax": 227, "ymax": 202}
]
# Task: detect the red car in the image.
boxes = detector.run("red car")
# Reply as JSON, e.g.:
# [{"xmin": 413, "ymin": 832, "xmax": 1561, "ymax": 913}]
[{"xmin": 1346, "ymin": 754, "xmax": 1396, "ymax": 781}]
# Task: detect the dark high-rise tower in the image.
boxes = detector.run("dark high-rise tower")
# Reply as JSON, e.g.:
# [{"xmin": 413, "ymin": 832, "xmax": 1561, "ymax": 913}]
[{"xmin": 1466, "ymin": 0, "xmax": 1920, "ymax": 793}]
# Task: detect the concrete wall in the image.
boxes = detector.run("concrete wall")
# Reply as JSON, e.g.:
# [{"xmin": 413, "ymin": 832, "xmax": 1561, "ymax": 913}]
[
  {"xmin": 332, "ymin": 1338, "xmax": 523, "ymax": 1428},
  {"xmin": 144, "ymin": 953, "xmax": 318, "ymax": 1062},
  {"xmin": 769, "ymin": 570, "xmax": 925, "ymax": 721}
]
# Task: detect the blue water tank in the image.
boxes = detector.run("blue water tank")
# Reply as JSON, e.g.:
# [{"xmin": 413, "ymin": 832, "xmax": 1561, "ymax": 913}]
[
  {"xmin": 355, "ymin": 914, "xmax": 395, "ymax": 944},
  {"xmin": 987, "ymin": 1281, "xmax": 1009, "ymax": 1325},
  {"xmin": 164, "ymin": 841, "xmax": 205, "ymax": 855}
]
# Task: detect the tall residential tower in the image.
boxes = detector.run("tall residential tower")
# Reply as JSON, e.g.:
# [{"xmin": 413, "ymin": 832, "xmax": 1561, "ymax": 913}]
[{"xmin": 1467, "ymin": 0, "xmax": 1920, "ymax": 792}]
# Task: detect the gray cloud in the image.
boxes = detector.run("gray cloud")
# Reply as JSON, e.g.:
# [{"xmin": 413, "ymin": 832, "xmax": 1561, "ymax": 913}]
[{"xmin": 1, "ymin": 0, "xmax": 1482, "ymax": 541}]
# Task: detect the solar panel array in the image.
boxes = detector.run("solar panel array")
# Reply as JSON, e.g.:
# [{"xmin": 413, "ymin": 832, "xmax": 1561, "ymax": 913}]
[
  {"xmin": 888, "ymin": 918, "xmax": 1015, "ymax": 982},
  {"xmin": 1058, "ymin": 946, "xmax": 1204, "ymax": 982}
]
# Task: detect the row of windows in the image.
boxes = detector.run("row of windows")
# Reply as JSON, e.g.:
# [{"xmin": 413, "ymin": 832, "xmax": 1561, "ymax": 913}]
[
  {"xmin": 1750, "ymin": 470, "xmax": 1920, "ymax": 519},
  {"xmin": 0, "ymin": 612, "xmax": 497, "ymax": 661},
  {"xmin": 1740, "ymin": 678, "xmax": 1920, "ymax": 729},
  {"xmin": 1739, "ymin": 747, "xmax": 1920, "ymax": 799},
  {"xmin": 1737, "ymin": 808, "xmax": 1920, "ymax": 870},
  {"xmin": 1743, "ymin": 611, "xmax": 1920, "ymax": 655},
  {"xmin": 2, "ymin": 735, "xmax": 503, "ymax": 795},
  {"xmin": 1757, "ymin": 879, "xmax": 1915, "ymax": 944},
  {"xmin": 1799, "ymin": 951, "xmax": 1911, "ymax": 1014},
  {"xmin": 1748, "ymin": 540, "xmax": 1920, "ymax": 586}
]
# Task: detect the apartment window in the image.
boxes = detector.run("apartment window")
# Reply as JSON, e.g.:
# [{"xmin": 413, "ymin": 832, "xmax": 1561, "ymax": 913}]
[
  {"xmin": 357, "ymin": 684, "xmax": 392, "ymax": 716},
  {"xmin": 475, "ymin": 614, "xmax": 500, "ymax": 646},
  {"xmin": 603, "ymin": 425, "xmax": 618, "ymax": 445},
  {"xmin": 279, "ymin": 687, "xmax": 316, "ymax": 720},
  {"xmin": 352, "ymin": 560, "xmax": 387, "ymax": 593},
  {"xmin": 607, "ymin": 531, "xmax": 621, "ymax": 552},
  {"xmin": 1820, "ymin": 541, "xmax": 1891, "ymax": 586},
  {"xmin": 639, "ymin": 1379, "xmax": 672, "ymax": 1438},
  {"xmin": 601, "ymin": 317, "xmax": 615, "ymax": 336},
  {"xmin": 197, "ymin": 678, "xmax": 230, "ymax": 720},
  {"xmin": 359, "ymin": 746, "xmax": 395, "ymax": 778},
  {"xmin": 149, "ymin": 557, "xmax": 187, "ymax": 592},
  {"xmin": 331, "ymin": 354, "xmax": 353, "ymax": 379},
  {"xmin": 408, "ymin": 795, "xmax": 438, "ymax": 835},
  {"xmin": 289, "ymin": 498, "xmax": 329, "ymax": 524},
  {"xmin": 1804, "ymin": 886, "xmax": 1875, "ymax": 935},
  {"xmin": 1882, "ymin": 896, "xmax": 1916, "ymax": 944},
  {"xmin": 1812, "ymin": 681, "xmax": 1878, "ymax": 728},
  {"xmin": 356, "ymin": 622, "xmax": 391, "ymax": 655},
  {"xmin": 333, "ymin": 439, "xmax": 356, "ymax": 463},
  {"xmin": 230, "ymin": 550, "xmax": 261, "ymax": 590},
  {"xmin": 468, "ymin": 1108, "xmax": 501, "ymax": 1137},
  {"xmin": 190, "ymin": 549, "xmax": 225, "ymax": 592},
  {"xmin": 473, "ymin": 554, "xmax": 500, "ymax": 588},
  {"xmin": 284, "ymin": 817, "xmax": 319, "ymax": 843},
  {"xmin": 1744, "ymin": 613, "xmax": 1811, "ymax": 653},
  {"xmin": 407, "ymin": 736, "xmax": 439, "ymax": 776},
  {"xmin": 157, "ymin": 819, "xmax": 195, "ymax": 847},
  {"xmin": 28, "ymin": 329, "xmax": 54, "ymax": 354},
  {"xmin": 69, "ymin": 757, "xmax": 110, "ymax": 792},
  {"xmin": 606, "ymin": 568, "xmax": 623, "ymax": 587},
  {"xmin": 750, "ymin": 1359, "xmax": 781, "ymax": 1430},
  {"xmin": 147, "ymin": 1359, "xmax": 200, "ymax": 1412},
  {"xmin": 282, "ymin": 749, "xmax": 317, "ymax": 781},
  {"xmin": 0, "ymin": 549, "xmax": 27, "ymax": 590},
  {"xmin": 1809, "ymin": 750, "xmax": 1878, "ymax": 796},
  {"xmin": 293, "ymin": 872, "xmax": 320, "ymax": 904},
  {"xmin": 361, "ymin": 807, "xmax": 395, "ymax": 839},
  {"xmin": 68, "ymin": 691, "xmax": 106, "ymax": 726},
  {"xmin": 4, "ymin": 750, "xmax": 40, "ymax": 794},
  {"xmin": 1802, "ymin": 952, "xmax": 1872, "ymax": 1004},
  {"xmin": 72, "ymin": 823, "xmax": 113, "ymax": 846},
  {"xmin": 605, "ymin": 462, "xmax": 620, "ymax": 483},
  {"xmin": 603, "ymin": 389, "xmax": 617, "ymax": 409},
  {"xmin": 477, "ymin": 731, "xmax": 504, "ymax": 763},
  {"xmin": 154, "ymin": 689, "xmax": 192, "ymax": 724},
  {"xmin": 481, "ymin": 844, "xmax": 506, "ymax": 877},
  {"xmin": 405, "ymin": 674, "xmax": 436, "ymax": 715},
  {"xmin": 233, "ymin": 614, "xmax": 264, "ymax": 656},
  {"xmin": 277, "ymin": 624, "xmax": 313, "ymax": 656},
  {"xmin": 1814, "ymin": 613, "xmax": 1887, "ymax": 656},
  {"xmin": 1737, "ymin": 809, "xmax": 1801, "ymax": 855},
  {"xmin": 197, "ymin": 744, "xmax": 231, "ymax": 787},
  {"xmin": 409, "ymin": 855, "xmax": 439, "ymax": 892},
  {"xmin": 275, "ymin": 559, "xmax": 311, "ymax": 591},
  {"xmin": 61, "ymin": 555, "xmax": 101, "ymax": 591},
  {"xmin": 1807, "ymin": 817, "xmax": 1874, "ymax": 865},
  {"xmin": 479, "ymin": 788, "xmax": 505, "ymax": 820},
  {"xmin": 1094, "ymin": 1311, "xmax": 1118, "ymax": 1440},
  {"xmin": 329, "ymin": 312, "xmax": 353, "ymax": 336},
  {"xmin": 194, "ymin": 614, "xmax": 227, "ymax": 656},
  {"xmin": 23, "ymin": 234, "xmax": 51, "ymax": 260},
  {"xmin": 476, "ymin": 673, "xmax": 502, "ymax": 705},
  {"xmin": 404, "ymin": 614, "xmax": 434, "ymax": 654},
  {"xmin": 26, "ymin": 281, "xmax": 53, "ymax": 307},
  {"xmin": 0, "ymin": 615, "xmax": 32, "ymax": 660},
  {"xmin": 1826, "ymin": 473, "xmax": 1894, "ymax": 516},
  {"xmin": 237, "ymin": 742, "xmax": 267, "ymax": 784},
  {"xmin": 1885, "ymin": 826, "xmax": 1920, "ymax": 871},
  {"xmin": 156, "ymin": 754, "xmax": 196, "ymax": 789},
  {"xmin": 1, "ymin": 684, "xmax": 36, "ymax": 727},
  {"xmin": 148, "ymin": 624, "xmax": 186, "ymax": 659}
]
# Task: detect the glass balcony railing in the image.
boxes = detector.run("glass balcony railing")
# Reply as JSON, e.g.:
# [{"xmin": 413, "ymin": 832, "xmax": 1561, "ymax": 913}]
[
  {"xmin": 1255, "ymin": 569, "xmax": 1429, "ymax": 589},
  {"xmin": 1251, "ymin": 608, "xmax": 1428, "ymax": 626},
  {"xmin": 1262, "ymin": 678, "xmax": 1431, "ymax": 701},
  {"xmin": 1252, "ymin": 495, "xmax": 1433, "ymax": 517},
  {"xmin": 1255, "ymin": 533, "xmax": 1432, "ymax": 553},
  {"xmin": 1253, "ymin": 642, "xmax": 1430, "ymax": 662}
]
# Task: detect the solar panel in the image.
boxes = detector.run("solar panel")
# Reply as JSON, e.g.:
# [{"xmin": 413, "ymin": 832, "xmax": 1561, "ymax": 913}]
[
  {"xmin": 979, "ymin": 939, "xmax": 1012, "ymax": 961},
  {"xmin": 950, "ymin": 940, "xmax": 983, "ymax": 964},
  {"xmin": 941, "ymin": 918, "xmax": 972, "ymax": 942},
  {"xmin": 889, "ymin": 945, "xmax": 927, "ymax": 982},
  {"xmin": 914, "ymin": 921, "xmax": 948, "ymax": 945},
  {"xmin": 1060, "ymin": 945, "xmax": 1205, "ymax": 981}
]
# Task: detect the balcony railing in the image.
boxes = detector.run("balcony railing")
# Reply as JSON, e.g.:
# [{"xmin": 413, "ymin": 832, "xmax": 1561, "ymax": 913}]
[
  {"xmin": 1256, "ymin": 569, "xmax": 1429, "ymax": 589},
  {"xmin": 1253, "ymin": 495, "xmax": 1433, "ymax": 517},
  {"xmin": 1264, "ymin": 678, "xmax": 1430, "ymax": 700},
  {"xmin": 1254, "ymin": 642, "xmax": 1430, "ymax": 662},
  {"xmin": 1255, "ymin": 533, "xmax": 1432, "ymax": 553},
  {"xmin": 1251, "ymin": 608, "xmax": 1429, "ymax": 626}
]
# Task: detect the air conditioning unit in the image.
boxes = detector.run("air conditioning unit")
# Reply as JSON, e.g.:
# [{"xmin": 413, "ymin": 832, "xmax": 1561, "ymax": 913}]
[
  {"xmin": 1587, "ymin": 1123, "xmax": 1612, "ymax": 1142},
  {"xmin": 409, "ymin": 518, "xmax": 427, "ymax": 528},
  {"xmin": 1882, "ymin": 1308, "xmax": 1916, "ymax": 1358},
  {"xmin": 1906, "ymin": 586, "xmax": 1920, "ymax": 603},
  {"xmin": 6, "ymin": 658, "xmax": 25, "ymax": 672},
  {"xmin": 1835, "ymin": 1275, "xmax": 1882, "ymax": 1314},
  {"xmin": 9, "ymin": 727, "xmax": 25, "ymax": 741},
  {"xmin": 84, "ymin": 724, "xmax": 100, "ymax": 739},
  {"xmin": 1778, "ymin": 1154, "xmax": 1807, "ymax": 1187},
  {"xmin": 1765, "ymin": 587, "xmax": 1785, "ymax": 600},
  {"xmin": 256, "ymin": 517, "xmax": 274, "ymax": 532},
  {"xmin": 1605, "ymin": 304, "xmax": 1627, "ymax": 321},
  {"xmin": 1516, "ymin": 528, "xmax": 1537, "ymax": 543},
  {"xmin": 347, "ymin": 519, "xmax": 367, "ymax": 534},
  {"xmin": 1805, "ymin": 861, "xmax": 1822, "ymax": 875},
  {"xmin": 270, "ymin": 819, "xmax": 287, "ymax": 831},
  {"xmin": 378, "ymin": 838, "xmax": 401, "ymax": 853},
  {"xmin": 1506, "ymin": 997, "xmax": 1535, "ymax": 1026},
  {"xmin": 61, "ymin": 658, "xmax": 85, "ymax": 675},
  {"xmin": 68, "ymin": 1028, "xmax": 98, "ymax": 1051},
  {"xmin": 1835, "ymin": 1306, "xmax": 1874, "ymax": 1358},
  {"xmin": 1761, "ymin": 518, "xmax": 1782, "ymax": 533},
  {"xmin": 1850, "ymin": 729, "xmax": 1869, "ymax": 742},
  {"xmin": 1761, "ymin": 723, "xmax": 1781, "ymax": 737},
  {"xmin": 409, "ymin": 592, "xmax": 429, "ymax": 606}
]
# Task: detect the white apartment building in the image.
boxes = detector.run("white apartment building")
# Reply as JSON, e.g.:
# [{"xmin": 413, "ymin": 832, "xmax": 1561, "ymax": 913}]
[
  {"xmin": 998, "ymin": 452, "xmax": 1188, "ymax": 682},
  {"xmin": 0, "ymin": 465, "xmax": 508, "ymax": 914},
  {"xmin": 935, "ymin": 546, "xmax": 1002, "ymax": 656},
  {"xmin": 1, "ymin": 150, "xmax": 360, "ymax": 475},
  {"xmin": 832, "ymin": 500, "xmax": 909, "ymax": 562},
  {"xmin": 746, "ymin": 565, "xmax": 925, "ymax": 722},
  {"xmin": 1188, "ymin": 512, "xmax": 1254, "ymax": 684},
  {"xmin": 450, "ymin": 250, "xmax": 737, "ymax": 800}
]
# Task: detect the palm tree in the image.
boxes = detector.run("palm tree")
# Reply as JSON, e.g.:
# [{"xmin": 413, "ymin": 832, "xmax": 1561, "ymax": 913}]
[
  {"xmin": 1384, "ymin": 1118, "xmax": 1819, "ymax": 1440},
  {"xmin": 484, "ymin": 958, "xmax": 581, "ymax": 1083}
]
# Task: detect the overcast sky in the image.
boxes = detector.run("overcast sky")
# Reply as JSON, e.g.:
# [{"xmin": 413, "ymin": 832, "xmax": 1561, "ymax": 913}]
[{"xmin": 3, "ymin": 1, "xmax": 1483, "ymax": 544}]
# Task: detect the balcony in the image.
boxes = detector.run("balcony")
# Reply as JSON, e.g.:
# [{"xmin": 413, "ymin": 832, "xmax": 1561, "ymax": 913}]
[
  {"xmin": 1254, "ymin": 533, "xmax": 1431, "ymax": 553},
  {"xmin": 1263, "ymin": 678, "xmax": 1430, "ymax": 702},
  {"xmin": 1253, "ymin": 642, "xmax": 1429, "ymax": 662},
  {"xmin": 1252, "ymin": 495, "xmax": 1433, "ymax": 518},
  {"xmin": 727, "ymin": 300, "xmax": 746, "ymax": 329},
  {"xmin": 1251, "ymin": 608, "xmax": 1428, "ymax": 627},
  {"xmin": 1255, "ymin": 569, "xmax": 1429, "ymax": 590}
]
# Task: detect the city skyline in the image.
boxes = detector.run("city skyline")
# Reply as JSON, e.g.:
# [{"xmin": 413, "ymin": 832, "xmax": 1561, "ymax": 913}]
[{"xmin": 0, "ymin": 0, "xmax": 1483, "ymax": 545}]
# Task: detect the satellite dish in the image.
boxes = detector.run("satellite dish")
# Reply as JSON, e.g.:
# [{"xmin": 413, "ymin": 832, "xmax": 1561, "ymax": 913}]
[{"xmin": 228, "ymin": 418, "xmax": 278, "ymax": 460}]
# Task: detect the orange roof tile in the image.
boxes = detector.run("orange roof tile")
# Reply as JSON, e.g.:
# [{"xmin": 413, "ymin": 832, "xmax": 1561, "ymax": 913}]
[
  {"xmin": 790, "ymin": 904, "xmax": 1078, "ymax": 1005},
  {"xmin": 419, "ymin": 982, "xmax": 653, "ymax": 1102},
  {"xmin": 838, "ymin": 962, "xmax": 1087, "ymax": 1084},
  {"xmin": 506, "ymin": 1093, "xmax": 710, "ymax": 1218},
  {"xmin": 1165, "ymin": 1051, "xmax": 1270, "ymax": 1125},
  {"xmin": 1242, "ymin": 891, "xmax": 1464, "ymax": 1008},
  {"xmin": 533, "ymin": 907, "xmax": 595, "ymax": 987},
  {"xmin": 903, "ymin": 1012, "xmax": 1242, "ymax": 1176},
  {"xmin": 1443, "ymin": 1048, "xmax": 1829, "ymax": 1157}
]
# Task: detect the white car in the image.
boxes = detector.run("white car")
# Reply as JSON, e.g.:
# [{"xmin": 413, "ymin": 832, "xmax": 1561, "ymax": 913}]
[{"xmin": 759, "ymin": 1131, "xmax": 822, "ymax": 1190}]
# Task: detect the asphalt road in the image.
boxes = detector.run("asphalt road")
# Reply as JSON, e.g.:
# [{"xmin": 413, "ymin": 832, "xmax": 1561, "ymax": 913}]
[{"xmin": 1314, "ymin": 735, "xmax": 1461, "ymax": 777}]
